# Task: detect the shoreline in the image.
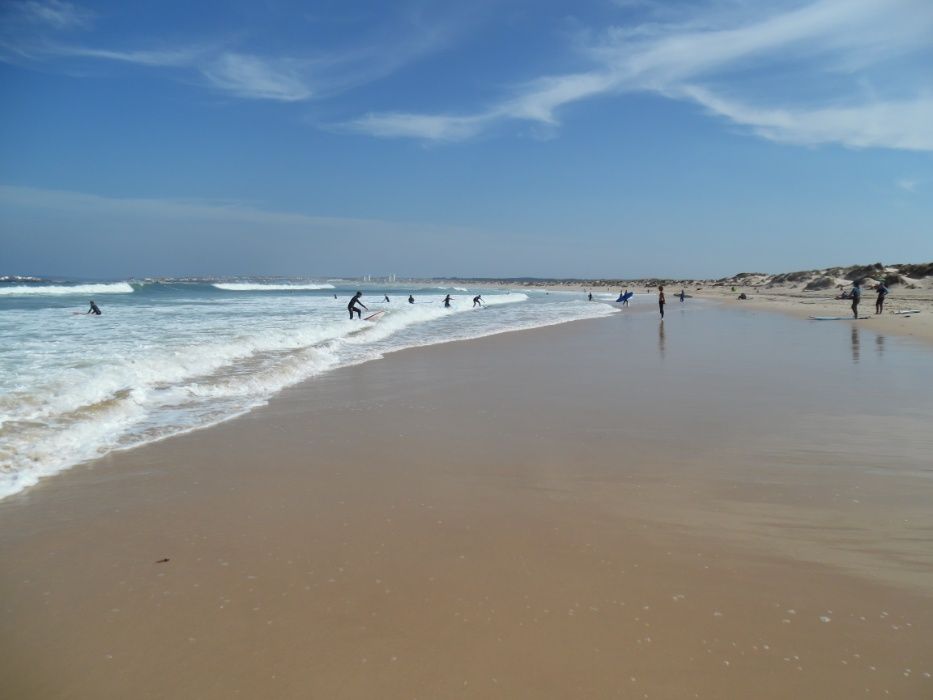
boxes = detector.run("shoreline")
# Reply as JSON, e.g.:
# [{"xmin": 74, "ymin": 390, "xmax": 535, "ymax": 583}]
[{"xmin": 3, "ymin": 306, "xmax": 932, "ymax": 698}]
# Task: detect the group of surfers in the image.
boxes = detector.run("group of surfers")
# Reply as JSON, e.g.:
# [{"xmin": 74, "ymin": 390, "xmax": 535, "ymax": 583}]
[{"xmin": 346, "ymin": 291, "xmax": 484, "ymax": 319}]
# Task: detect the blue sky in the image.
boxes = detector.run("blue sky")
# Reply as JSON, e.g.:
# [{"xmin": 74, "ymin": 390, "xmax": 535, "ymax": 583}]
[{"xmin": 1, "ymin": 0, "xmax": 931, "ymax": 279}]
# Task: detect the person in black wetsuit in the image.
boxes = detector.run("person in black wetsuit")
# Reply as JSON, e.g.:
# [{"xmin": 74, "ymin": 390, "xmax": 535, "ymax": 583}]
[
  {"xmin": 384, "ymin": 294, "xmax": 390, "ymax": 303},
  {"xmin": 679, "ymin": 289, "xmax": 686, "ymax": 303},
  {"xmin": 658, "ymin": 286, "xmax": 665, "ymax": 319},
  {"xmin": 408, "ymin": 294, "xmax": 415, "ymax": 304},
  {"xmin": 588, "ymin": 292, "xmax": 593, "ymax": 301},
  {"xmin": 473, "ymin": 294, "xmax": 483, "ymax": 308},
  {"xmin": 348, "ymin": 291, "xmax": 367, "ymax": 319},
  {"xmin": 87, "ymin": 300, "xmax": 101, "ymax": 315},
  {"xmin": 443, "ymin": 294, "xmax": 452, "ymax": 308},
  {"xmin": 875, "ymin": 282, "xmax": 888, "ymax": 314},
  {"xmin": 850, "ymin": 281, "xmax": 862, "ymax": 319}
]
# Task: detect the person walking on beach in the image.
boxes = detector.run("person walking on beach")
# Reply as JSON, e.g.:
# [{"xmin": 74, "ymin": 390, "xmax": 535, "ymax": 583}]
[
  {"xmin": 850, "ymin": 281, "xmax": 862, "ymax": 319},
  {"xmin": 658, "ymin": 286, "xmax": 666, "ymax": 319},
  {"xmin": 875, "ymin": 282, "xmax": 888, "ymax": 314},
  {"xmin": 408, "ymin": 294, "xmax": 415, "ymax": 304},
  {"xmin": 348, "ymin": 291, "xmax": 368, "ymax": 320},
  {"xmin": 679, "ymin": 289, "xmax": 686, "ymax": 303},
  {"xmin": 622, "ymin": 289, "xmax": 630, "ymax": 306},
  {"xmin": 473, "ymin": 294, "xmax": 484, "ymax": 308},
  {"xmin": 86, "ymin": 300, "xmax": 101, "ymax": 315},
  {"xmin": 443, "ymin": 294, "xmax": 452, "ymax": 308}
]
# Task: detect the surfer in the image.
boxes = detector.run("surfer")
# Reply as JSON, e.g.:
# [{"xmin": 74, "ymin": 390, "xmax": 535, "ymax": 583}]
[
  {"xmin": 622, "ymin": 289, "xmax": 631, "ymax": 306},
  {"xmin": 348, "ymin": 291, "xmax": 368, "ymax": 320},
  {"xmin": 473, "ymin": 294, "xmax": 484, "ymax": 308},
  {"xmin": 408, "ymin": 294, "xmax": 415, "ymax": 304},
  {"xmin": 588, "ymin": 292, "xmax": 593, "ymax": 301},
  {"xmin": 443, "ymin": 294, "xmax": 452, "ymax": 308},
  {"xmin": 850, "ymin": 281, "xmax": 862, "ymax": 319},
  {"xmin": 658, "ymin": 286, "xmax": 665, "ymax": 319},
  {"xmin": 679, "ymin": 289, "xmax": 686, "ymax": 303},
  {"xmin": 384, "ymin": 294, "xmax": 390, "ymax": 303},
  {"xmin": 875, "ymin": 282, "xmax": 888, "ymax": 314},
  {"xmin": 86, "ymin": 300, "xmax": 101, "ymax": 315}
]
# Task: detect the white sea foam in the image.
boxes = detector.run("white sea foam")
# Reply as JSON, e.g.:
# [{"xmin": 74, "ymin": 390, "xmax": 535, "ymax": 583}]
[
  {"xmin": 0, "ymin": 282, "xmax": 135, "ymax": 295},
  {"xmin": 0, "ymin": 286, "xmax": 613, "ymax": 499},
  {"xmin": 213, "ymin": 282, "xmax": 335, "ymax": 291}
]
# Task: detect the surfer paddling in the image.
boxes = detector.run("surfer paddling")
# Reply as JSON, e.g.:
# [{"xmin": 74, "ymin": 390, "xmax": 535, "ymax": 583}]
[
  {"xmin": 658, "ymin": 286, "xmax": 665, "ymax": 319},
  {"xmin": 86, "ymin": 300, "xmax": 101, "ymax": 315},
  {"xmin": 348, "ymin": 291, "xmax": 368, "ymax": 320}
]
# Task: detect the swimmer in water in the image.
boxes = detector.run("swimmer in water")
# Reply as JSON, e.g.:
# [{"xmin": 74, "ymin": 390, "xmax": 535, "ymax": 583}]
[{"xmin": 348, "ymin": 291, "xmax": 367, "ymax": 320}]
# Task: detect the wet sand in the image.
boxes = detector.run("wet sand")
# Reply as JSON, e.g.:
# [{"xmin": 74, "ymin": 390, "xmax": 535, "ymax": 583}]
[{"xmin": 2, "ymin": 305, "xmax": 932, "ymax": 698}]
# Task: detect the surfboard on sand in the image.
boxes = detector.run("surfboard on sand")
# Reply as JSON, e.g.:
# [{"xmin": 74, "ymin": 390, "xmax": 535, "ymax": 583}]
[
  {"xmin": 808, "ymin": 316, "xmax": 869, "ymax": 320},
  {"xmin": 364, "ymin": 310, "xmax": 386, "ymax": 322},
  {"xmin": 892, "ymin": 309, "xmax": 921, "ymax": 315}
]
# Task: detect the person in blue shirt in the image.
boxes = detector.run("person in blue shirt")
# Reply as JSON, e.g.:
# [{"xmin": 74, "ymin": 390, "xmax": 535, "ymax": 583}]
[
  {"xmin": 875, "ymin": 282, "xmax": 889, "ymax": 314},
  {"xmin": 850, "ymin": 281, "xmax": 862, "ymax": 319}
]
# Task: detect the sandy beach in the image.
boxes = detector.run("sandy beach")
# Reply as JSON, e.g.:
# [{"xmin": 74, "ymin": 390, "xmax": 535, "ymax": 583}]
[{"xmin": 2, "ymin": 304, "xmax": 932, "ymax": 699}]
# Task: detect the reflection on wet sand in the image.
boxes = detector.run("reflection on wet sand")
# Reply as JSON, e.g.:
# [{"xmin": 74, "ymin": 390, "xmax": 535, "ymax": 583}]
[
  {"xmin": 851, "ymin": 326, "xmax": 860, "ymax": 364},
  {"xmin": 876, "ymin": 333, "xmax": 885, "ymax": 357},
  {"xmin": 658, "ymin": 320, "xmax": 666, "ymax": 359}
]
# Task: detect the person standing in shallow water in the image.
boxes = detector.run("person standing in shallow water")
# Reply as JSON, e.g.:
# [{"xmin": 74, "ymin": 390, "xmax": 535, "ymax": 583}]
[
  {"xmin": 850, "ymin": 281, "xmax": 862, "ymax": 319},
  {"xmin": 473, "ymin": 294, "xmax": 483, "ymax": 308},
  {"xmin": 658, "ymin": 286, "xmax": 666, "ymax": 319},
  {"xmin": 443, "ymin": 294, "xmax": 452, "ymax": 308},
  {"xmin": 348, "ymin": 291, "xmax": 367, "ymax": 320},
  {"xmin": 408, "ymin": 294, "xmax": 415, "ymax": 304}
]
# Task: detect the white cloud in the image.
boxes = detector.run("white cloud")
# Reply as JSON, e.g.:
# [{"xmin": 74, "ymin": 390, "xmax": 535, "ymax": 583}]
[
  {"xmin": 10, "ymin": 0, "xmax": 90, "ymax": 29},
  {"xmin": 200, "ymin": 53, "xmax": 313, "ymax": 102},
  {"xmin": 344, "ymin": 0, "xmax": 933, "ymax": 151},
  {"xmin": 896, "ymin": 179, "xmax": 918, "ymax": 193}
]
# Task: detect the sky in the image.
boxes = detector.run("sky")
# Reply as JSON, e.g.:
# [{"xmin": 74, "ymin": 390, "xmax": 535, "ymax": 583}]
[{"xmin": 1, "ymin": 0, "xmax": 931, "ymax": 279}]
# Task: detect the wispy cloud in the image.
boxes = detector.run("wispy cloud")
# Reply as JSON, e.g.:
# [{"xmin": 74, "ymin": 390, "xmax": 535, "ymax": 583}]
[
  {"xmin": 343, "ymin": 0, "xmax": 933, "ymax": 151},
  {"xmin": 1, "ymin": 1, "xmax": 461, "ymax": 103},
  {"xmin": 896, "ymin": 179, "xmax": 918, "ymax": 193},
  {"xmin": 200, "ymin": 53, "xmax": 313, "ymax": 102},
  {"xmin": 7, "ymin": 0, "xmax": 90, "ymax": 30}
]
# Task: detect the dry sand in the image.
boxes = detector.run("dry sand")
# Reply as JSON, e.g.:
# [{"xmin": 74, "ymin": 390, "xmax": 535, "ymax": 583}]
[{"xmin": 2, "ymin": 309, "xmax": 932, "ymax": 698}]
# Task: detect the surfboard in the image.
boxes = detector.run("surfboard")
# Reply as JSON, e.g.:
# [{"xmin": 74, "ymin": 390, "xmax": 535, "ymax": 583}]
[
  {"xmin": 893, "ymin": 309, "xmax": 921, "ymax": 315},
  {"xmin": 364, "ymin": 310, "xmax": 386, "ymax": 322},
  {"xmin": 808, "ymin": 316, "xmax": 869, "ymax": 320},
  {"xmin": 616, "ymin": 292, "xmax": 634, "ymax": 302}
]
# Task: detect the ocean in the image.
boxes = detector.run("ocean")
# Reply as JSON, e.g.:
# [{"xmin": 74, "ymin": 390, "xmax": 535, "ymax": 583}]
[{"xmin": 0, "ymin": 279, "xmax": 620, "ymax": 498}]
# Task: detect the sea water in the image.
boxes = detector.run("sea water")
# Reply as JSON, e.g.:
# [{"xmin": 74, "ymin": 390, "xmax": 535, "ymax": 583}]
[{"xmin": 0, "ymin": 279, "xmax": 621, "ymax": 497}]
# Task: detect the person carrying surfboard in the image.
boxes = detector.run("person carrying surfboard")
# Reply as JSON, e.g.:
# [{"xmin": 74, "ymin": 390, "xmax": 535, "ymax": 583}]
[
  {"xmin": 473, "ymin": 294, "xmax": 484, "ymax": 308},
  {"xmin": 658, "ymin": 286, "xmax": 665, "ymax": 319},
  {"xmin": 86, "ymin": 300, "xmax": 101, "ymax": 315},
  {"xmin": 850, "ymin": 281, "xmax": 862, "ymax": 319},
  {"xmin": 679, "ymin": 289, "xmax": 686, "ymax": 303},
  {"xmin": 348, "ymin": 291, "xmax": 368, "ymax": 320}
]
